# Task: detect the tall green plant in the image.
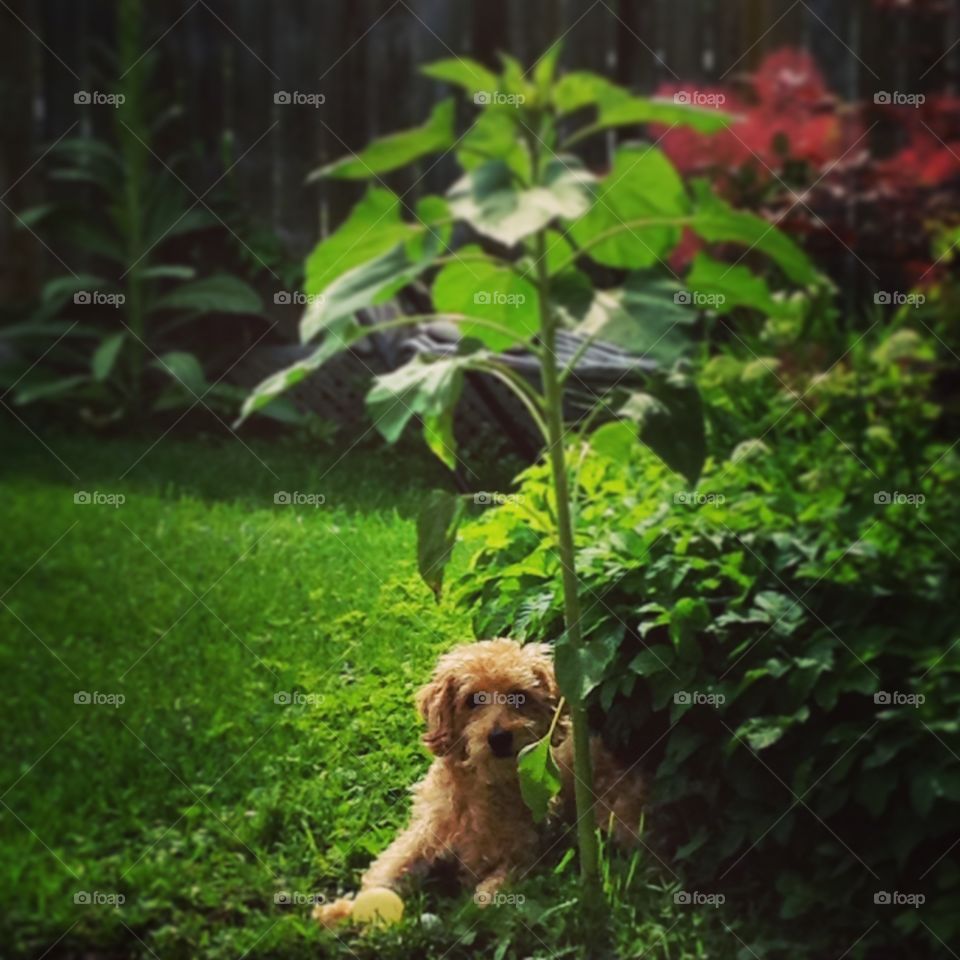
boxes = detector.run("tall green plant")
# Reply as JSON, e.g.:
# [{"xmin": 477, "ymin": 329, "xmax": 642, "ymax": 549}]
[
  {"xmin": 241, "ymin": 44, "xmax": 820, "ymax": 927},
  {"xmin": 8, "ymin": 0, "xmax": 261, "ymax": 420}
]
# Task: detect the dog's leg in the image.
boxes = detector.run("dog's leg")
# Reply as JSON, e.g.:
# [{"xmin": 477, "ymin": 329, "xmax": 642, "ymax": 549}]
[
  {"xmin": 360, "ymin": 824, "xmax": 435, "ymax": 890},
  {"xmin": 474, "ymin": 864, "xmax": 511, "ymax": 907},
  {"xmin": 314, "ymin": 825, "xmax": 433, "ymax": 926}
]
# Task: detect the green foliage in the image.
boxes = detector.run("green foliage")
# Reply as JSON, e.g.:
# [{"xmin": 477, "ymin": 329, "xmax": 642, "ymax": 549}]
[
  {"xmin": 453, "ymin": 319, "xmax": 960, "ymax": 956},
  {"xmin": 2, "ymin": 428, "xmax": 768, "ymax": 960},
  {"xmin": 5, "ymin": 0, "xmax": 262, "ymax": 422},
  {"xmin": 244, "ymin": 46, "xmax": 819, "ymax": 472}
]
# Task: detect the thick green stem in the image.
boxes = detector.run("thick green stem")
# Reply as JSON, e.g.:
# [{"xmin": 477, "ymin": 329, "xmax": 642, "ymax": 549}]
[
  {"xmin": 117, "ymin": 0, "xmax": 145, "ymax": 414},
  {"xmin": 534, "ymin": 230, "xmax": 604, "ymax": 919}
]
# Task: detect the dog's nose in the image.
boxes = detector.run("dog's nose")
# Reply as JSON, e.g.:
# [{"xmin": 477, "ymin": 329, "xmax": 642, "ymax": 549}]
[{"xmin": 487, "ymin": 728, "xmax": 514, "ymax": 757}]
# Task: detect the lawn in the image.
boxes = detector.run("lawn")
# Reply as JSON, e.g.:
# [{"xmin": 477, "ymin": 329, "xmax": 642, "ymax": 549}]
[{"xmin": 0, "ymin": 427, "xmax": 733, "ymax": 959}]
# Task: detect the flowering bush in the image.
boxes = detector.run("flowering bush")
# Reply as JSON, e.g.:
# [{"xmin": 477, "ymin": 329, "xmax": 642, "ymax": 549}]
[{"xmin": 654, "ymin": 48, "xmax": 960, "ymax": 288}]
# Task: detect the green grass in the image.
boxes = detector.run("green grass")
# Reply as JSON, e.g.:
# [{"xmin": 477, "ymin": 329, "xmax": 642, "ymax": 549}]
[{"xmin": 1, "ymin": 425, "xmax": 743, "ymax": 959}]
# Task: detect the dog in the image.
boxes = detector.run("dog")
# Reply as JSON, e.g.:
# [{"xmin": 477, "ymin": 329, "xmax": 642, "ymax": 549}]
[{"xmin": 314, "ymin": 638, "xmax": 645, "ymax": 925}]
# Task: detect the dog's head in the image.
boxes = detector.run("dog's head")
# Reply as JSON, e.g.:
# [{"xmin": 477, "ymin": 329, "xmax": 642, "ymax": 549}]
[{"xmin": 415, "ymin": 639, "xmax": 559, "ymax": 776}]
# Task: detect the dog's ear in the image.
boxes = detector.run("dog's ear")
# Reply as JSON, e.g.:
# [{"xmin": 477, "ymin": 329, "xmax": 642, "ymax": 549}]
[
  {"xmin": 526, "ymin": 643, "xmax": 559, "ymax": 702},
  {"xmin": 416, "ymin": 672, "xmax": 459, "ymax": 756}
]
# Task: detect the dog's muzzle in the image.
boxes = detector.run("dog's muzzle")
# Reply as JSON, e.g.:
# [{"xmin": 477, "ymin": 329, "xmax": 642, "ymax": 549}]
[{"xmin": 487, "ymin": 728, "xmax": 514, "ymax": 758}]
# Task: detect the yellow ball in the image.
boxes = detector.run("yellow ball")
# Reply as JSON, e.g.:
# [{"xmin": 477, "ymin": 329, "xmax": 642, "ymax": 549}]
[{"xmin": 351, "ymin": 887, "xmax": 404, "ymax": 926}]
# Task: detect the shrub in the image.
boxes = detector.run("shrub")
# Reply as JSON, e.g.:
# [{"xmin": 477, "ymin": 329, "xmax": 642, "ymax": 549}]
[{"xmin": 455, "ymin": 320, "xmax": 960, "ymax": 956}]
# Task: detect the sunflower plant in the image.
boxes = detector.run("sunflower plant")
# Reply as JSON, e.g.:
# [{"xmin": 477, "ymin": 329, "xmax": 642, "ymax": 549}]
[{"xmin": 240, "ymin": 43, "xmax": 820, "ymax": 930}]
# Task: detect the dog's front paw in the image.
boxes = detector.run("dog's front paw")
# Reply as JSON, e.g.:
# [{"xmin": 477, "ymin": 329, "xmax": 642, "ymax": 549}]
[{"xmin": 313, "ymin": 896, "xmax": 355, "ymax": 927}]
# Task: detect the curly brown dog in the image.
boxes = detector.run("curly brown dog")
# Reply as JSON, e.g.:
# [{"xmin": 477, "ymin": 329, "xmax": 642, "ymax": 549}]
[{"xmin": 315, "ymin": 638, "xmax": 645, "ymax": 925}]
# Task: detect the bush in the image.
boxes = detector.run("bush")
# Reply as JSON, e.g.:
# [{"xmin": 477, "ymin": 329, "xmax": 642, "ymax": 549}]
[{"xmin": 455, "ymin": 320, "xmax": 960, "ymax": 956}]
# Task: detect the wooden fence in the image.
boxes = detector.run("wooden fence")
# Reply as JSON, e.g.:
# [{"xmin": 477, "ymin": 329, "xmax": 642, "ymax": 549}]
[{"xmin": 2, "ymin": 0, "xmax": 959, "ymax": 301}]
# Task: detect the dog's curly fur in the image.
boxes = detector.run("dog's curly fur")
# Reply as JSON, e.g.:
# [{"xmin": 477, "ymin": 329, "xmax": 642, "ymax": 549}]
[{"xmin": 314, "ymin": 638, "xmax": 645, "ymax": 924}]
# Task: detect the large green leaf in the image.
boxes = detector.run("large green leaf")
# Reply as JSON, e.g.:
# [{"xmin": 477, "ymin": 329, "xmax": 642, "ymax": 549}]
[
  {"xmin": 431, "ymin": 246, "xmax": 540, "ymax": 351},
  {"xmin": 300, "ymin": 237, "xmax": 438, "ymax": 343},
  {"xmin": 42, "ymin": 275, "xmax": 111, "ymax": 306},
  {"xmin": 151, "ymin": 274, "xmax": 262, "ymax": 315},
  {"xmin": 570, "ymin": 146, "xmax": 689, "ymax": 269},
  {"xmin": 517, "ymin": 733, "xmax": 562, "ymax": 823},
  {"xmin": 447, "ymin": 157, "xmax": 595, "ymax": 248},
  {"xmin": 615, "ymin": 364, "xmax": 706, "ymax": 485},
  {"xmin": 309, "ymin": 99, "xmax": 456, "ymax": 180},
  {"xmin": 457, "ymin": 108, "xmax": 532, "ymax": 183},
  {"xmin": 575, "ymin": 273, "xmax": 696, "ymax": 366},
  {"xmin": 421, "ymin": 58, "xmax": 498, "ymax": 97},
  {"xmin": 91, "ymin": 332, "xmax": 126, "ymax": 383},
  {"xmin": 684, "ymin": 253, "xmax": 783, "ymax": 316},
  {"xmin": 554, "ymin": 73, "xmax": 730, "ymax": 141},
  {"xmin": 366, "ymin": 355, "xmax": 473, "ymax": 469},
  {"xmin": 416, "ymin": 489, "xmax": 466, "ymax": 600},
  {"xmin": 151, "ymin": 351, "xmax": 207, "ymax": 395},
  {"xmin": 690, "ymin": 182, "xmax": 818, "ymax": 286},
  {"xmin": 236, "ymin": 323, "xmax": 362, "ymax": 425},
  {"xmin": 14, "ymin": 374, "xmax": 90, "ymax": 405},
  {"xmin": 305, "ymin": 189, "xmax": 414, "ymax": 296},
  {"xmin": 555, "ymin": 625, "xmax": 624, "ymax": 704}
]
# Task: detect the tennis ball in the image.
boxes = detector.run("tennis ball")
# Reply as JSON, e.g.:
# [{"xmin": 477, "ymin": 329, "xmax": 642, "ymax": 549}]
[{"xmin": 351, "ymin": 887, "xmax": 404, "ymax": 926}]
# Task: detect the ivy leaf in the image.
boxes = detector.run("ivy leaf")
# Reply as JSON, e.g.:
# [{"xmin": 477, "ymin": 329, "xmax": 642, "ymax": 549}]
[
  {"xmin": 448, "ymin": 157, "xmax": 595, "ymax": 248},
  {"xmin": 309, "ymin": 99, "xmax": 456, "ymax": 180},
  {"xmin": 366, "ymin": 355, "xmax": 473, "ymax": 469},
  {"xmin": 416, "ymin": 489, "xmax": 466, "ymax": 600},
  {"xmin": 432, "ymin": 246, "xmax": 540, "ymax": 350},
  {"xmin": 615, "ymin": 365, "xmax": 706, "ymax": 485},
  {"xmin": 570, "ymin": 146, "xmax": 689, "ymax": 269},
  {"xmin": 517, "ymin": 734, "xmax": 562, "ymax": 823}
]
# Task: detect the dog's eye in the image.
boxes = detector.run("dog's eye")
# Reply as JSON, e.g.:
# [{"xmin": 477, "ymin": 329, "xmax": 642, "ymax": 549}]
[
  {"xmin": 465, "ymin": 693, "xmax": 482, "ymax": 709},
  {"xmin": 509, "ymin": 690, "xmax": 530, "ymax": 710}
]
